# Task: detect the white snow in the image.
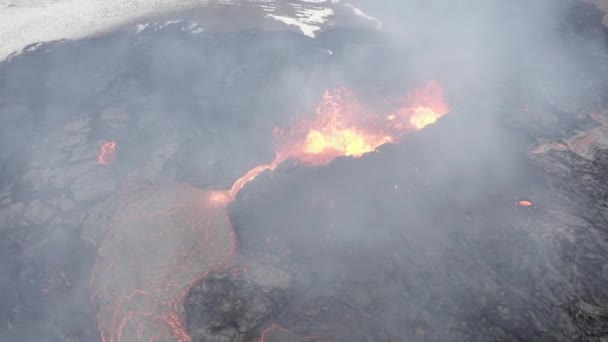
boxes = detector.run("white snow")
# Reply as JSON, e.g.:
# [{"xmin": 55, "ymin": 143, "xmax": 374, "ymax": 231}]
[
  {"xmin": 267, "ymin": 15, "xmax": 318, "ymax": 37},
  {"xmin": 135, "ymin": 23, "xmax": 150, "ymax": 33},
  {"xmin": 267, "ymin": 6, "xmax": 333, "ymax": 38},
  {"xmin": 344, "ymin": 3, "xmax": 382, "ymax": 29},
  {"xmin": 184, "ymin": 21, "xmax": 206, "ymax": 34},
  {"xmin": 134, "ymin": 19, "xmax": 206, "ymax": 34},
  {"xmin": 0, "ymin": 0, "xmax": 377, "ymax": 62},
  {"xmin": 0, "ymin": 0, "xmax": 206, "ymax": 61}
]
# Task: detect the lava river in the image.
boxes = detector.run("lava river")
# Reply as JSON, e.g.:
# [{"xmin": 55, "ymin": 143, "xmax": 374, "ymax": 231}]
[{"xmin": 89, "ymin": 81, "xmax": 448, "ymax": 342}]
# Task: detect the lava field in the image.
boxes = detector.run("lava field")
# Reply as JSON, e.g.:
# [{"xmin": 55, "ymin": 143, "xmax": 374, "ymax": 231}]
[{"xmin": 1, "ymin": 1, "xmax": 608, "ymax": 342}]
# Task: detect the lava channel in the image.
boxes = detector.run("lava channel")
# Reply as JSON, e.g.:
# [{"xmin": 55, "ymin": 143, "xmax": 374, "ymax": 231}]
[{"xmin": 90, "ymin": 81, "xmax": 449, "ymax": 342}]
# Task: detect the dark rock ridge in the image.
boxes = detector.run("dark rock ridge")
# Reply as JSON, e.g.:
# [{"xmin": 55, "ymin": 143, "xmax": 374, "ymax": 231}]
[
  {"xmin": 216, "ymin": 111, "xmax": 608, "ymax": 341},
  {"xmin": 184, "ymin": 263, "xmax": 292, "ymax": 342}
]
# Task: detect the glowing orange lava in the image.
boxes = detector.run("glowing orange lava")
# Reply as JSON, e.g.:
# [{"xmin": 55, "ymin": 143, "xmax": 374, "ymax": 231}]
[
  {"xmin": 516, "ymin": 200, "xmax": 534, "ymax": 207},
  {"xmin": 91, "ymin": 81, "xmax": 449, "ymax": 342},
  {"xmin": 226, "ymin": 81, "xmax": 449, "ymax": 198},
  {"xmin": 299, "ymin": 88, "xmax": 392, "ymax": 161},
  {"xmin": 391, "ymin": 80, "xmax": 450, "ymax": 130},
  {"xmin": 98, "ymin": 141, "xmax": 117, "ymax": 166},
  {"xmin": 272, "ymin": 81, "xmax": 449, "ymax": 167}
]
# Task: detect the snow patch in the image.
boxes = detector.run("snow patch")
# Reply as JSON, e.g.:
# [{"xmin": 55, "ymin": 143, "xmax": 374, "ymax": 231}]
[
  {"xmin": 184, "ymin": 22, "xmax": 206, "ymax": 34},
  {"xmin": 267, "ymin": 15, "xmax": 318, "ymax": 37},
  {"xmin": 135, "ymin": 23, "xmax": 149, "ymax": 33},
  {"xmin": 24, "ymin": 42, "xmax": 44, "ymax": 52},
  {"xmin": 344, "ymin": 3, "xmax": 382, "ymax": 29},
  {"xmin": 5, "ymin": 40, "xmax": 57, "ymax": 62},
  {"xmin": 260, "ymin": 4, "xmax": 275, "ymax": 13},
  {"xmin": 0, "ymin": 0, "xmax": 381, "ymax": 61},
  {"xmin": 267, "ymin": 6, "xmax": 333, "ymax": 38},
  {"xmin": 0, "ymin": 0, "xmax": 215, "ymax": 61},
  {"xmin": 135, "ymin": 20, "xmax": 205, "ymax": 35}
]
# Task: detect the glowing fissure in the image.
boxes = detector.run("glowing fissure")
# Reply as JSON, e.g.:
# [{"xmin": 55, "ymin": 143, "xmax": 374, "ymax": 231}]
[
  {"xmin": 91, "ymin": 81, "xmax": 449, "ymax": 342},
  {"xmin": 228, "ymin": 155, "xmax": 286, "ymax": 200},
  {"xmin": 98, "ymin": 141, "xmax": 117, "ymax": 166}
]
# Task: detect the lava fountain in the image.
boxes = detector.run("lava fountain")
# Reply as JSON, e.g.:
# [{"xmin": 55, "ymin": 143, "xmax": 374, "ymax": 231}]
[{"xmin": 89, "ymin": 81, "xmax": 448, "ymax": 342}]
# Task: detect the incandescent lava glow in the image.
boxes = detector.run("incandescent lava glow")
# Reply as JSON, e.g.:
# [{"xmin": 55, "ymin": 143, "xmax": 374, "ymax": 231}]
[
  {"xmin": 226, "ymin": 81, "xmax": 449, "ymax": 194},
  {"xmin": 98, "ymin": 141, "xmax": 117, "ymax": 166},
  {"xmin": 516, "ymin": 200, "xmax": 534, "ymax": 207},
  {"xmin": 277, "ymin": 80, "xmax": 449, "ymax": 166},
  {"xmin": 208, "ymin": 191, "xmax": 230, "ymax": 205},
  {"xmin": 393, "ymin": 80, "xmax": 450, "ymax": 130},
  {"xmin": 409, "ymin": 106, "xmax": 442, "ymax": 129},
  {"xmin": 300, "ymin": 88, "xmax": 392, "ymax": 160},
  {"xmin": 90, "ymin": 81, "xmax": 449, "ymax": 342}
]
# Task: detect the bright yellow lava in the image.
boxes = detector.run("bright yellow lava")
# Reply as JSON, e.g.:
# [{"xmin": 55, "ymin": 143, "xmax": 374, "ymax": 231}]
[
  {"xmin": 303, "ymin": 129, "xmax": 392, "ymax": 157},
  {"xmin": 409, "ymin": 106, "xmax": 441, "ymax": 129}
]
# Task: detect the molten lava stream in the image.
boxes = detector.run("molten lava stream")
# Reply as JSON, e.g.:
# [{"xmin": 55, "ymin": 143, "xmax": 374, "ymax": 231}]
[
  {"xmin": 90, "ymin": 185, "xmax": 236, "ymax": 342},
  {"xmin": 90, "ymin": 81, "xmax": 449, "ymax": 342}
]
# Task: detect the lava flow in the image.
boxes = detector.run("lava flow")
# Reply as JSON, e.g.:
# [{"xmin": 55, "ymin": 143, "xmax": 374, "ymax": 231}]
[{"xmin": 90, "ymin": 81, "xmax": 449, "ymax": 342}]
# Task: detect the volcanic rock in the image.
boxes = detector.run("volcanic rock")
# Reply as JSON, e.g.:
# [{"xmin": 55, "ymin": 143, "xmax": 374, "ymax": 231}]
[
  {"xmin": 217, "ymin": 109, "xmax": 608, "ymax": 341},
  {"xmin": 246, "ymin": 261, "xmax": 291, "ymax": 290},
  {"xmin": 68, "ymin": 143, "xmax": 99, "ymax": 164},
  {"xmin": 70, "ymin": 171, "xmax": 116, "ymax": 202},
  {"xmin": 0, "ymin": 190, "xmax": 11, "ymax": 206},
  {"xmin": 136, "ymin": 142, "xmax": 180, "ymax": 183},
  {"xmin": 569, "ymin": 300, "xmax": 608, "ymax": 336},
  {"xmin": 81, "ymin": 198, "xmax": 115, "ymax": 248},
  {"xmin": 53, "ymin": 194, "xmax": 75, "ymax": 213},
  {"xmin": 23, "ymin": 199, "xmax": 54, "ymax": 225},
  {"xmin": 63, "ymin": 117, "xmax": 91, "ymax": 134},
  {"xmin": 59, "ymin": 117, "xmax": 90, "ymax": 152},
  {"xmin": 59, "ymin": 132, "xmax": 86, "ymax": 150},
  {"xmin": 261, "ymin": 325, "xmax": 322, "ymax": 342},
  {"xmin": 21, "ymin": 168, "xmax": 50, "ymax": 192},
  {"xmin": 100, "ymin": 107, "xmax": 129, "ymax": 129},
  {"xmin": 51, "ymin": 162, "xmax": 97, "ymax": 190},
  {"xmin": 185, "ymin": 268, "xmax": 290, "ymax": 342},
  {"xmin": 0, "ymin": 202, "xmax": 24, "ymax": 228}
]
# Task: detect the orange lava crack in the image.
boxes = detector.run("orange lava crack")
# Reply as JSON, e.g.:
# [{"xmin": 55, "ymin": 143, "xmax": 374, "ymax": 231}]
[{"xmin": 98, "ymin": 141, "xmax": 117, "ymax": 166}]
